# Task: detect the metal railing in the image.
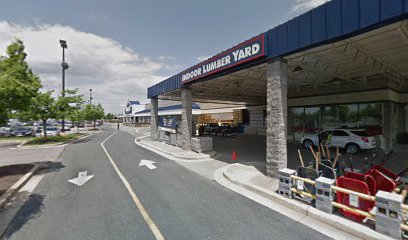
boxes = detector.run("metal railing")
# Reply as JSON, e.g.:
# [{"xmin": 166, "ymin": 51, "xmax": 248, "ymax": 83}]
[{"xmin": 287, "ymin": 174, "xmax": 408, "ymax": 233}]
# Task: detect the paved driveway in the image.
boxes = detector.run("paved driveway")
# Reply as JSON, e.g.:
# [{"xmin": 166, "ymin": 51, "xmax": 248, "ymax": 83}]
[{"xmin": 2, "ymin": 126, "xmax": 329, "ymax": 240}]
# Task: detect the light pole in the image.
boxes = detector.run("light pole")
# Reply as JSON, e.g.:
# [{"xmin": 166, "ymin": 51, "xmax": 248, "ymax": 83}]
[
  {"xmin": 89, "ymin": 89, "xmax": 93, "ymax": 105},
  {"xmin": 60, "ymin": 39, "xmax": 69, "ymax": 131}
]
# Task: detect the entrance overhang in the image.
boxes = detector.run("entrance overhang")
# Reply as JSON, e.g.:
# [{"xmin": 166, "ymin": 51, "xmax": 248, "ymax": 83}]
[
  {"xmin": 147, "ymin": 0, "xmax": 408, "ymax": 100},
  {"xmin": 157, "ymin": 20, "xmax": 408, "ymax": 106}
]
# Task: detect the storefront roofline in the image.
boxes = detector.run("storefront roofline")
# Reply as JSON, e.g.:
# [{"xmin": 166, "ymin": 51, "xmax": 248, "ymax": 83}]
[{"xmin": 147, "ymin": 0, "xmax": 408, "ymax": 99}]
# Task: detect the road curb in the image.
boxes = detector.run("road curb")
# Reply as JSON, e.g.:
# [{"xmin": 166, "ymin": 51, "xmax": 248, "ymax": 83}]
[
  {"xmin": 16, "ymin": 133, "xmax": 91, "ymax": 149},
  {"xmin": 135, "ymin": 138, "xmax": 214, "ymax": 163},
  {"xmin": 0, "ymin": 140, "xmax": 24, "ymax": 143},
  {"xmin": 0, "ymin": 164, "xmax": 39, "ymax": 209},
  {"xmin": 218, "ymin": 164, "xmax": 392, "ymax": 240}
]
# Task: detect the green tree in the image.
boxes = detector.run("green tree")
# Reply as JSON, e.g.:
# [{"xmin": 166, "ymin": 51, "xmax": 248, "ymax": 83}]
[
  {"xmin": 105, "ymin": 113, "xmax": 115, "ymax": 121},
  {"xmin": 83, "ymin": 103, "xmax": 105, "ymax": 129},
  {"xmin": 0, "ymin": 40, "xmax": 41, "ymax": 124},
  {"xmin": 57, "ymin": 89, "xmax": 84, "ymax": 132},
  {"xmin": 22, "ymin": 91, "xmax": 58, "ymax": 140},
  {"xmin": 69, "ymin": 105, "xmax": 85, "ymax": 133}
]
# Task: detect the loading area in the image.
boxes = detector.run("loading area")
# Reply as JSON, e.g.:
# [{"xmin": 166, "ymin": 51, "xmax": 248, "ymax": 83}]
[
  {"xmin": 146, "ymin": 1, "xmax": 408, "ymax": 237},
  {"xmin": 149, "ymin": 5, "xmax": 408, "ymax": 177}
]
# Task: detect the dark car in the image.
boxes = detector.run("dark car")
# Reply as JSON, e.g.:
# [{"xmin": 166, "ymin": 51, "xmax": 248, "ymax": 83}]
[
  {"xmin": 12, "ymin": 127, "xmax": 34, "ymax": 137},
  {"xmin": 203, "ymin": 123, "xmax": 220, "ymax": 136},
  {"xmin": 219, "ymin": 123, "xmax": 233, "ymax": 136}
]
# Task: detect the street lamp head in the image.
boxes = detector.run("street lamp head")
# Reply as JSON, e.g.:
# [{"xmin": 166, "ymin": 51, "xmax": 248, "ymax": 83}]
[
  {"xmin": 89, "ymin": 89, "xmax": 92, "ymax": 92},
  {"xmin": 61, "ymin": 62, "xmax": 69, "ymax": 70},
  {"xmin": 60, "ymin": 39, "xmax": 68, "ymax": 49}
]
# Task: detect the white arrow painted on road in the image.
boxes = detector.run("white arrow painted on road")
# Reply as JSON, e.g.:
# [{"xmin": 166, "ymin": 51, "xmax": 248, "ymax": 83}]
[
  {"xmin": 68, "ymin": 171, "xmax": 94, "ymax": 186},
  {"xmin": 139, "ymin": 160, "xmax": 157, "ymax": 170}
]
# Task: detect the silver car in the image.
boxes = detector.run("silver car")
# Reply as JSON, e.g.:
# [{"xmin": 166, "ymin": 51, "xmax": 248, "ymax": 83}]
[
  {"xmin": 300, "ymin": 129, "xmax": 376, "ymax": 154},
  {"xmin": 36, "ymin": 126, "xmax": 61, "ymax": 137},
  {"xmin": 0, "ymin": 126, "xmax": 12, "ymax": 137}
]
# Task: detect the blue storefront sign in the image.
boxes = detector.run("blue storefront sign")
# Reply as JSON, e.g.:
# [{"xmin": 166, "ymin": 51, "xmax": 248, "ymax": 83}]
[
  {"xmin": 159, "ymin": 116, "xmax": 179, "ymax": 129},
  {"xmin": 158, "ymin": 116, "xmax": 180, "ymax": 134},
  {"xmin": 181, "ymin": 34, "xmax": 265, "ymax": 84},
  {"xmin": 124, "ymin": 106, "xmax": 132, "ymax": 114}
]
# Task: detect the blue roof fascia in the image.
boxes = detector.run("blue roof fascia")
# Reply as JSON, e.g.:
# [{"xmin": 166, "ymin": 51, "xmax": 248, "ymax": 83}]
[
  {"xmin": 266, "ymin": 0, "xmax": 408, "ymax": 58},
  {"xmin": 148, "ymin": 0, "xmax": 408, "ymax": 99},
  {"xmin": 135, "ymin": 103, "xmax": 200, "ymax": 114}
]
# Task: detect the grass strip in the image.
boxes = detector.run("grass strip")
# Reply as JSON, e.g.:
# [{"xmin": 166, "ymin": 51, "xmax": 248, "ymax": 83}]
[{"xmin": 24, "ymin": 134, "xmax": 83, "ymax": 145}]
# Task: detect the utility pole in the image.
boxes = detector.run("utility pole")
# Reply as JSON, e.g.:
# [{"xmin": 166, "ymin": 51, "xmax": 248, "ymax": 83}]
[
  {"xmin": 89, "ymin": 89, "xmax": 93, "ymax": 105},
  {"xmin": 60, "ymin": 40, "xmax": 69, "ymax": 131}
]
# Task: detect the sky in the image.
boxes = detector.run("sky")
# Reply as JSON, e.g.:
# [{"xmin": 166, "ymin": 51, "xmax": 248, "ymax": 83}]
[{"xmin": 0, "ymin": 0, "xmax": 328, "ymax": 114}]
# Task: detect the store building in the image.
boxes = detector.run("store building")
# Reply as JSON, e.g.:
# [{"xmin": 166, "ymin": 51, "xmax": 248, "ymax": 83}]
[
  {"xmin": 121, "ymin": 99, "xmax": 241, "ymax": 126},
  {"xmin": 121, "ymin": 100, "xmax": 144, "ymax": 123},
  {"xmin": 147, "ymin": 0, "xmax": 408, "ymax": 178}
]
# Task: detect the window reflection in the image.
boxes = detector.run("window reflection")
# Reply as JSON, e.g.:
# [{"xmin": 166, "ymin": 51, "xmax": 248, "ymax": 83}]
[
  {"xmin": 359, "ymin": 103, "xmax": 382, "ymax": 135},
  {"xmin": 288, "ymin": 103, "xmax": 383, "ymax": 138},
  {"xmin": 321, "ymin": 106, "xmax": 340, "ymax": 129},
  {"xmin": 338, "ymin": 105, "xmax": 358, "ymax": 128},
  {"xmin": 304, "ymin": 107, "xmax": 320, "ymax": 134}
]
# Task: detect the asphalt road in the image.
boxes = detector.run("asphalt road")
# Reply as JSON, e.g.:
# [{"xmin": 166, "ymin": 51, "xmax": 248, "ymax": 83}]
[{"xmin": 2, "ymin": 126, "xmax": 329, "ymax": 240}]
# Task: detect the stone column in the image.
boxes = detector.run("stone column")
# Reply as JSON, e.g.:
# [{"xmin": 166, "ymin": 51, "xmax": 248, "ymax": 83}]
[
  {"xmin": 266, "ymin": 58, "xmax": 288, "ymax": 178},
  {"xmin": 181, "ymin": 87, "xmax": 193, "ymax": 150},
  {"xmin": 150, "ymin": 98, "xmax": 159, "ymax": 141}
]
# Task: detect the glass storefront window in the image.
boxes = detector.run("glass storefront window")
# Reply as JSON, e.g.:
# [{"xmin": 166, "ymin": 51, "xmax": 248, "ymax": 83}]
[
  {"xmin": 338, "ymin": 104, "xmax": 359, "ymax": 129},
  {"xmin": 288, "ymin": 108, "xmax": 304, "ymax": 138},
  {"xmin": 321, "ymin": 106, "xmax": 340, "ymax": 130},
  {"xmin": 359, "ymin": 103, "xmax": 383, "ymax": 135},
  {"xmin": 304, "ymin": 107, "xmax": 320, "ymax": 134},
  {"xmin": 288, "ymin": 103, "xmax": 383, "ymax": 140}
]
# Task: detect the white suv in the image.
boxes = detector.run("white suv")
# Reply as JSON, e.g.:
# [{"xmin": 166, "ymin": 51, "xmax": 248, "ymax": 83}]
[{"xmin": 300, "ymin": 129, "xmax": 376, "ymax": 154}]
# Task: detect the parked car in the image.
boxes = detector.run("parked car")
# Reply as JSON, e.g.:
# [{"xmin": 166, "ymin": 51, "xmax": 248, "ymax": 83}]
[
  {"xmin": 219, "ymin": 123, "xmax": 233, "ymax": 136},
  {"xmin": 0, "ymin": 126, "xmax": 12, "ymax": 137},
  {"xmin": 300, "ymin": 129, "xmax": 376, "ymax": 154},
  {"xmin": 36, "ymin": 126, "xmax": 61, "ymax": 137},
  {"xmin": 60, "ymin": 126, "xmax": 71, "ymax": 132},
  {"xmin": 203, "ymin": 123, "xmax": 220, "ymax": 135},
  {"xmin": 71, "ymin": 122, "xmax": 85, "ymax": 128},
  {"xmin": 12, "ymin": 127, "xmax": 34, "ymax": 137}
]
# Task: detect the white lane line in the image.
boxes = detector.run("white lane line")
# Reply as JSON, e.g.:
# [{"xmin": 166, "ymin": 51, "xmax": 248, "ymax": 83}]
[{"xmin": 101, "ymin": 131, "xmax": 165, "ymax": 240}]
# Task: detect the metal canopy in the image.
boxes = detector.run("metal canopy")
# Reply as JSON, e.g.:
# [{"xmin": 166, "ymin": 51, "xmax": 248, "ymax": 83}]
[
  {"xmin": 159, "ymin": 20, "xmax": 408, "ymax": 105},
  {"xmin": 148, "ymin": 0, "xmax": 408, "ymax": 99}
]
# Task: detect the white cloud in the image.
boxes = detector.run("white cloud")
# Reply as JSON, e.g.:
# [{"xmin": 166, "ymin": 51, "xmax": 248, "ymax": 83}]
[
  {"xmin": 0, "ymin": 21, "xmax": 177, "ymax": 114},
  {"xmin": 196, "ymin": 56, "xmax": 210, "ymax": 62},
  {"xmin": 290, "ymin": 0, "xmax": 329, "ymax": 14},
  {"xmin": 157, "ymin": 56, "xmax": 176, "ymax": 61},
  {"xmin": 88, "ymin": 12, "xmax": 110, "ymax": 21}
]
